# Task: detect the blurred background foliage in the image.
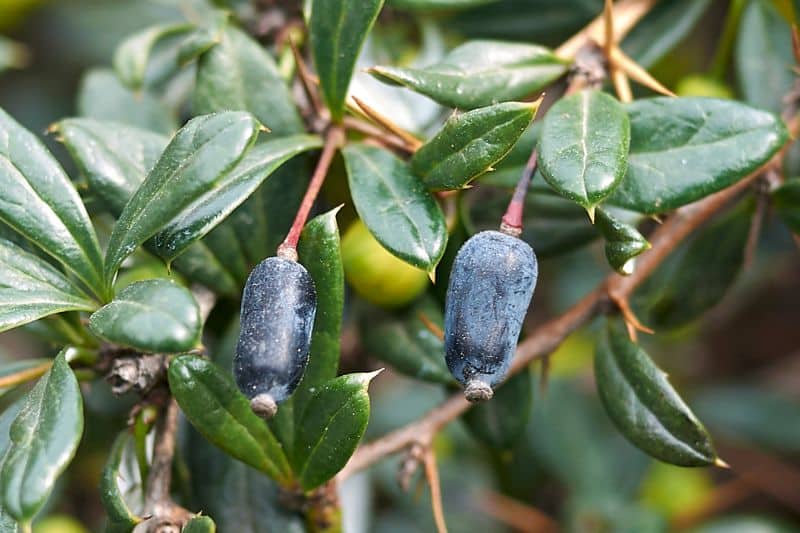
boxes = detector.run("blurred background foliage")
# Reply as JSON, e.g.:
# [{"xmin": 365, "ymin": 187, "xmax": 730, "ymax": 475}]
[{"xmin": 1, "ymin": 0, "xmax": 799, "ymax": 531}]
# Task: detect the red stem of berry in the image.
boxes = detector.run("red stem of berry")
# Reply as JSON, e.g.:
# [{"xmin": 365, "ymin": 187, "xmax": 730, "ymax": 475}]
[
  {"xmin": 500, "ymin": 149, "xmax": 537, "ymax": 235},
  {"xmin": 278, "ymin": 126, "xmax": 344, "ymax": 258}
]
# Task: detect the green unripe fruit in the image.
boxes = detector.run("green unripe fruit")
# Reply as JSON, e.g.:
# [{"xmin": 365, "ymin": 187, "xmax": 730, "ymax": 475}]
[
  {"xmin": 341, "ymin": 220, "xmax": 429, "ymax": 308},
  {"xmin": 675, "ymin": 75, "xmax": 734, "ymax": 99}
]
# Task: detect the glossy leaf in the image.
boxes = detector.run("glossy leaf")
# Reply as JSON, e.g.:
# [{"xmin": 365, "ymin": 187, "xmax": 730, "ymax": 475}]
[
  {"xmin": 463, "ymin": 368, "xmax": 532, "ymax": 449},
  {"xmin": 343, "ymin": 143, "xmax": 447, "ymax": 271},
  {"xmin": 412, "ymin": 101, "xmax": 539, "ymax": 191},
  {"xmin": 634, "ymin": 201, "xmax": 751, "ymax": 329},
  {"xmin": 100, "ymin": 432, "xmax": 143, "ymax": 532},
  {"xmin": 113, "ymin": 23, "xmax": 192, "ymax": 89},
  {"xmin": 293, "ymin": 372, "xmax": 378, "ymax": 490},
  {"xmin": 55, "ymin": 118, "xmax": 168, "ymax": 216},
  {"xmin": 370, "ymin": 40, "xmax": 567, "ymax": 109},
  {"xmin": 292, "ymin": 208, "xmax": 344, "ymax": 418},
  {"xmin": 772, "ymin": 177, "xmax": 800, "ymax": 234},
  {"xmin": 736, "ymin": 0, "xmax": 794, "ymax": 114},
  {"xmin": 0, "ymin": 107, "xmax": 106, "ymax": 299},
  {"xmin": 104, "ymin": 111, "xmax": 260, "ymax": 282},
  {"xmin": 151, "ymin": 134, "xmax": 321, "ymax": 263},
  {"xmin": 539, "ymin": 90, "xmax": 631, "ymax": 216},
  {"xmin": 360, "ymin": 295, "xmax": 454, "ymax": 384},
  {"xmin": 309, "ymin": 0, "xmax": 385, "ymax": 121},
  {"xmin": 1, "ymin": 351, "xmax": 84, "ymax": 523},
  {"xmin": 194, "ymin": 25, "xmax": 303, "ymax": 135},
  {"xmin": 168, "ymin": 355, "xmax": 291, "ymax": 484},
  {"xmin": 610, "ymin": 97, "xmax": 787, "ymax": 214},
  {"xmin": 594, "ymin": 208, "xmax": 650, "ymax": 275},
  {"xmin": 77, "ymin": 69, "xmax": 177, "ymax": 134},
  {"xmin": 183, "ymin": 516, "xmax": 216, "ymax": 533},
  {"xmin": 89, "ymin": 279, "xmax": 201, "ymax": 353},
  {"xmin": 595, "ymin": 318, "xmax": 717, "ymax": 466},
  {"xmin": 0, "ymin": 239, "xmax": 97, "ymax": 333},
  {"xmin": 171, "ymin": 243, "xmax": 240, "ymax": 297}
]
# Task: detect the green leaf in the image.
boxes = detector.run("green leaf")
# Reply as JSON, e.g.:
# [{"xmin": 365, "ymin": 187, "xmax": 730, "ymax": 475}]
[
  {"xmin": 594, "ymin": 208, "xmax": 650, "ymax": 275},
  {"xmin": 0, "ymin": 239, "xmax": 97, "ymax": 333},
  {"xmin": 89, "ymin": 280, "xmax": 200, "ymax": 353},
  {"xmin": 772, "ymin": 177, "xmax": 800, "ymax": 234},
  {"xmin": 0, "ymin": 108, "xmax": 106, "ymax": 300},
  {"xmin": 53, "ymin": 117, "xmax": 240, "ymax": 297},
  {"xmin": 634, "ymin": 201, "xmax": 752, "ymax": 329},
  {"xmin": 113, "ymin": 23, "xmax": 193, "ymax": 90},
  {"xmin": 309, "ymin": 0, "xmax": 385, "ymax": 121},
  {"xmin": 168, "ymin": 355, "xmax": 291, "ymax": 484},
  {"xmin": 412, "ymin": 101, "xmax": 539, "ymax": 191},
  {"xmin": 389, "ymin": 0, "xmax": 500, "ymax": 9},
  {"xmin": 539, "ymin": 90, "xmax": 631, "ymax": 217},
  {"xmin": 151, "ymin": 134, "xmax": 321, "ymax": 264},
  {"xmin": 293, "ymin": 371, "xmax": 379, "ymax": 490},
  {"xmin": 183, "ymin": 515, "xmax": 216, "ymax": 533},
  {"xmin": 100, "ymin": 432, "xmax": 143, "ymax": 532},
  {"xmin": 1, "ymin": 350, "xmax": 84, "ymax": 523},
  {"xmin": 194, "ymin": 25, "xmax": 304, "ymax": 135},
  {"xmin": 369, "ymin": 40, "xmax": 567, "ymax": 109},
  {"xmin": 343, "ymin": 143, "xmax": 447, "ymax": 271},
  {"xmin": 292, "ymin": 208, "xmax": 344, "ymax": 417},
  {"xmin": 360, "ymin": 295, "xmax": 454, "ymax": 384},
  {"xmin": 736, "ymin": 0, "xmax": 795, "ymax": 114},
  {"xmin": 55, "ymin": 118, "xmax": 169, "ymax": 217},
  {"xmin": 463, "ymin": 368, "xmax": 532, "ymax": 449},
  {"xmin": 104, "ymin": 111, "xmax": 260, "ymax": 283},
  {"xmin": 77, "ymin": 69, "xmax": 177, "ymax": 135},
  {"xmin": 177, "ymin": 27, "xmax": 221, "ymax": 66},
  {"xmin": 595, "ymin": 318, "xmax": 717, "ymax": 466},
  {"xmin": 610, "ymin": 97, "xmax": 787, "ymax": 214}
]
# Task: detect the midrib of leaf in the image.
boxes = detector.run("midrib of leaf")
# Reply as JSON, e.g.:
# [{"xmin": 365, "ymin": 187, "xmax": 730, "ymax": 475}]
[
  {"xmin": 351, "ymin": 151, "xmax": 430, "ymax": 263},
  {"xmin": 297, "ymin": 393, "xmax": 361, "ymax": 480},
  {"xmin": 577, "ymin": 91, "xmax": 590, "ymax": 201},
  {"xmin": 605, "ymin": 341, "xmax": 709, "ymax": 462}
]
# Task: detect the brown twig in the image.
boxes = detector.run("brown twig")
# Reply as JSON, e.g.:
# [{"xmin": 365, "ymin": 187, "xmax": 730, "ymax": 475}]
[
  {"xmin": 423, "ymin": 448, "xmax": 447, "ymax": 533},
  {"xmin": 351, "ymin": 96, "xmax": 423, "ymax": 151},
  {"xmin": 475, "ymin": 490, "xmax": 559, "ymax": 533},
  {"xmin": 342, "ymin": 116, "xmax": 416, "ymax": 153}
]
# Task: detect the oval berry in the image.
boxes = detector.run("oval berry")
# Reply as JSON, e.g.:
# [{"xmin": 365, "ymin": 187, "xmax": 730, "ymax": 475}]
[
  {"xmin": 234, "ymin": 256, "xmax": 317, "ymax": 418},
  {"xmin": 444, "ymin": 230, "xmax": 537, "ymax": 401}
]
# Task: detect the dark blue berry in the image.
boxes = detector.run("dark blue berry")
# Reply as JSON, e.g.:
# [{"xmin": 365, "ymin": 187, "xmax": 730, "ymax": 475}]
[
  {"xmin": 444, "ymin": 230, "xmax": 537, "ymax": 401},
  {"xmin": 234, "ymin": 256, "xmax": 317, "ymax": 417}
]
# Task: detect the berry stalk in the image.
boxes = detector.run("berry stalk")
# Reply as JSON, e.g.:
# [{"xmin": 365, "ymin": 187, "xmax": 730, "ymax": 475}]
[{"xmin": 500, "ymin": 149, "xmax": 537, "ymax": 236}]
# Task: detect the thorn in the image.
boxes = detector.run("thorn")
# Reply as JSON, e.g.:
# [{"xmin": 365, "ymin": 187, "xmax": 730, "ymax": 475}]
[
  {"xmin": 610, "ymin": 47, "xmax": 676, "ymax": 97},
  {"xmin": 423, "ymin": 448, "xmax": 449, "ymax": 533},
  {"xmin": 428, "ymin": 268, "xmax": 437, "ymax": 284},
  {"xmin": 417, "ymin": 312, "xmax": 444, "ymax": 341},
  {"xmin": 609, "ymin": 292, "xmax": 654, "ymax": 340},
  {"xmin": 612, "ymin": 68, "xmax": 633, "ymax": 103},
  {"xmin": 352, "ymin": 95, "xmax": 423, "ymax": 151},
  {"xmin": 586, "ymin": 205, "xmax": 597, "ymax": 224},
  {"xmin": 603, "ymin": 0, "xmax": 614, "ymax": 59},
  {"xmin": 714, "ymin": 457, "xmax": 731, "ymax": 469}
]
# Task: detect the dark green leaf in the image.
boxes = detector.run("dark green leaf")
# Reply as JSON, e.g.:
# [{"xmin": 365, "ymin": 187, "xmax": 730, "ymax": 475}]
[
  {"xmin": 77, "ymin": 69, "xmax": 177, "ymax": 134},
  {"xmin": 595, "ymin": 318, "xmax": 717, "ymax": 466},
  {"xmin": 610, "ymin": 97, "xmax": 787, "ymax": 214},
  {"xmin": 177, "ymin": 27, "xmax": 221, "ymax": 66},
  {"xmin": 89, "ymin": 280, "xmax": 200, "ymax": 353},
  {"xmin": 369, "ymin": 40, "xmax": 567, "ymax": 109},
  {"xmin": 412, "ymin": 101, "xmax": 538, "ymax": 191},
  {"xmin": 772, "ymin": 177, "xmax": 800, "ymax": 233},
  {"xmin": 151, "ymin": 134, "xmax": 321, "ymax": 264},
  {"xmin": 292, "ymin": 208, "xmax": 344, "ymax": 417},
  {"xmin": 0, "ymin": 399, "xmax": 23, "ymax": 533},
  {"xmin": 194, "ymin": 25, "xmax": 303, "ymax": 135},
  {"xmin": 539, "ymin": 90, "xmax": 630, "ymax": 216},
  {"xmin": 343, "ymin": 143, "xmax": 447, "ymax": 271},
  {"xmin": 168, "ymin": 355, "xmax": 292, "ymax": 484},
  {"xmin": 389, "ymin": 0, "xmax": 499, "ymax": 9},
  {"xmin": 104, "ymin": 111, "xmax": 260, "ymax": 282},
  {"xmin": 310, "ymin": 0, "xmax": 385, "ymax": 121},
  {"xmin": 100, "ymin": 432, "xmax": 143, "ymax": 532},
  {"xmin": 621, "ymin": 0, "xmax": 712, "ymax": 68},
  {"xmin": 0, "ymin": 108, "xmax": 106, "ymax": 300},
  {"xmin": 594, "ymin": 208, "xmax": 650, "ymax": 275},
  {"xmin": 634, "ymin": 201, "xmax": 751, "ymax": 329},
  {"xmin": 293, "ymin": 372, "xmax": 378, "ymax": 490},
  {"xmin": 183, "ymin": 515, "xmax": 216, "ymax": 533},
  {"xmin": 0, "ymin": 239, "xmax": 97, "ymax": 333},
  {"xmin": 736, "ymin": 0, "xmax": 794, "ymax": 114},
  {"xmin": 0, "ymin": 351, "xmax": 84, "ymax": 523},
  {"xmin": 113, "ymin": 23, "xmax": 192, "ymax": 89},
  {"xmin": 171, "ymin": 244, "xmax": 240, "ymax": 297},
  {"xmin": 55, "ymin": 118, "xmax": 168, "ymax": 217},
  {"xmin": 360, "ymin": 295, "xmax": 454, "ymax": 384},
  {"xmin": 463, "ymin": 368, "xmax": 532, "ymax": 449}
]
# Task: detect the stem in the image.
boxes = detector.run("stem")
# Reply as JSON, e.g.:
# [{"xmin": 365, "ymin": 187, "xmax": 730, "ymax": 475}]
[
  {"xmin": 710, "ymin": 0, "xmax": 747, "ymax": 80},
  {"xmin": 278, "ymin": 126, "xmax": 344, "ymax": 258},
  {"xmin": 500, "ymin": 150, "xmax": 537, "ymax": 235}
]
